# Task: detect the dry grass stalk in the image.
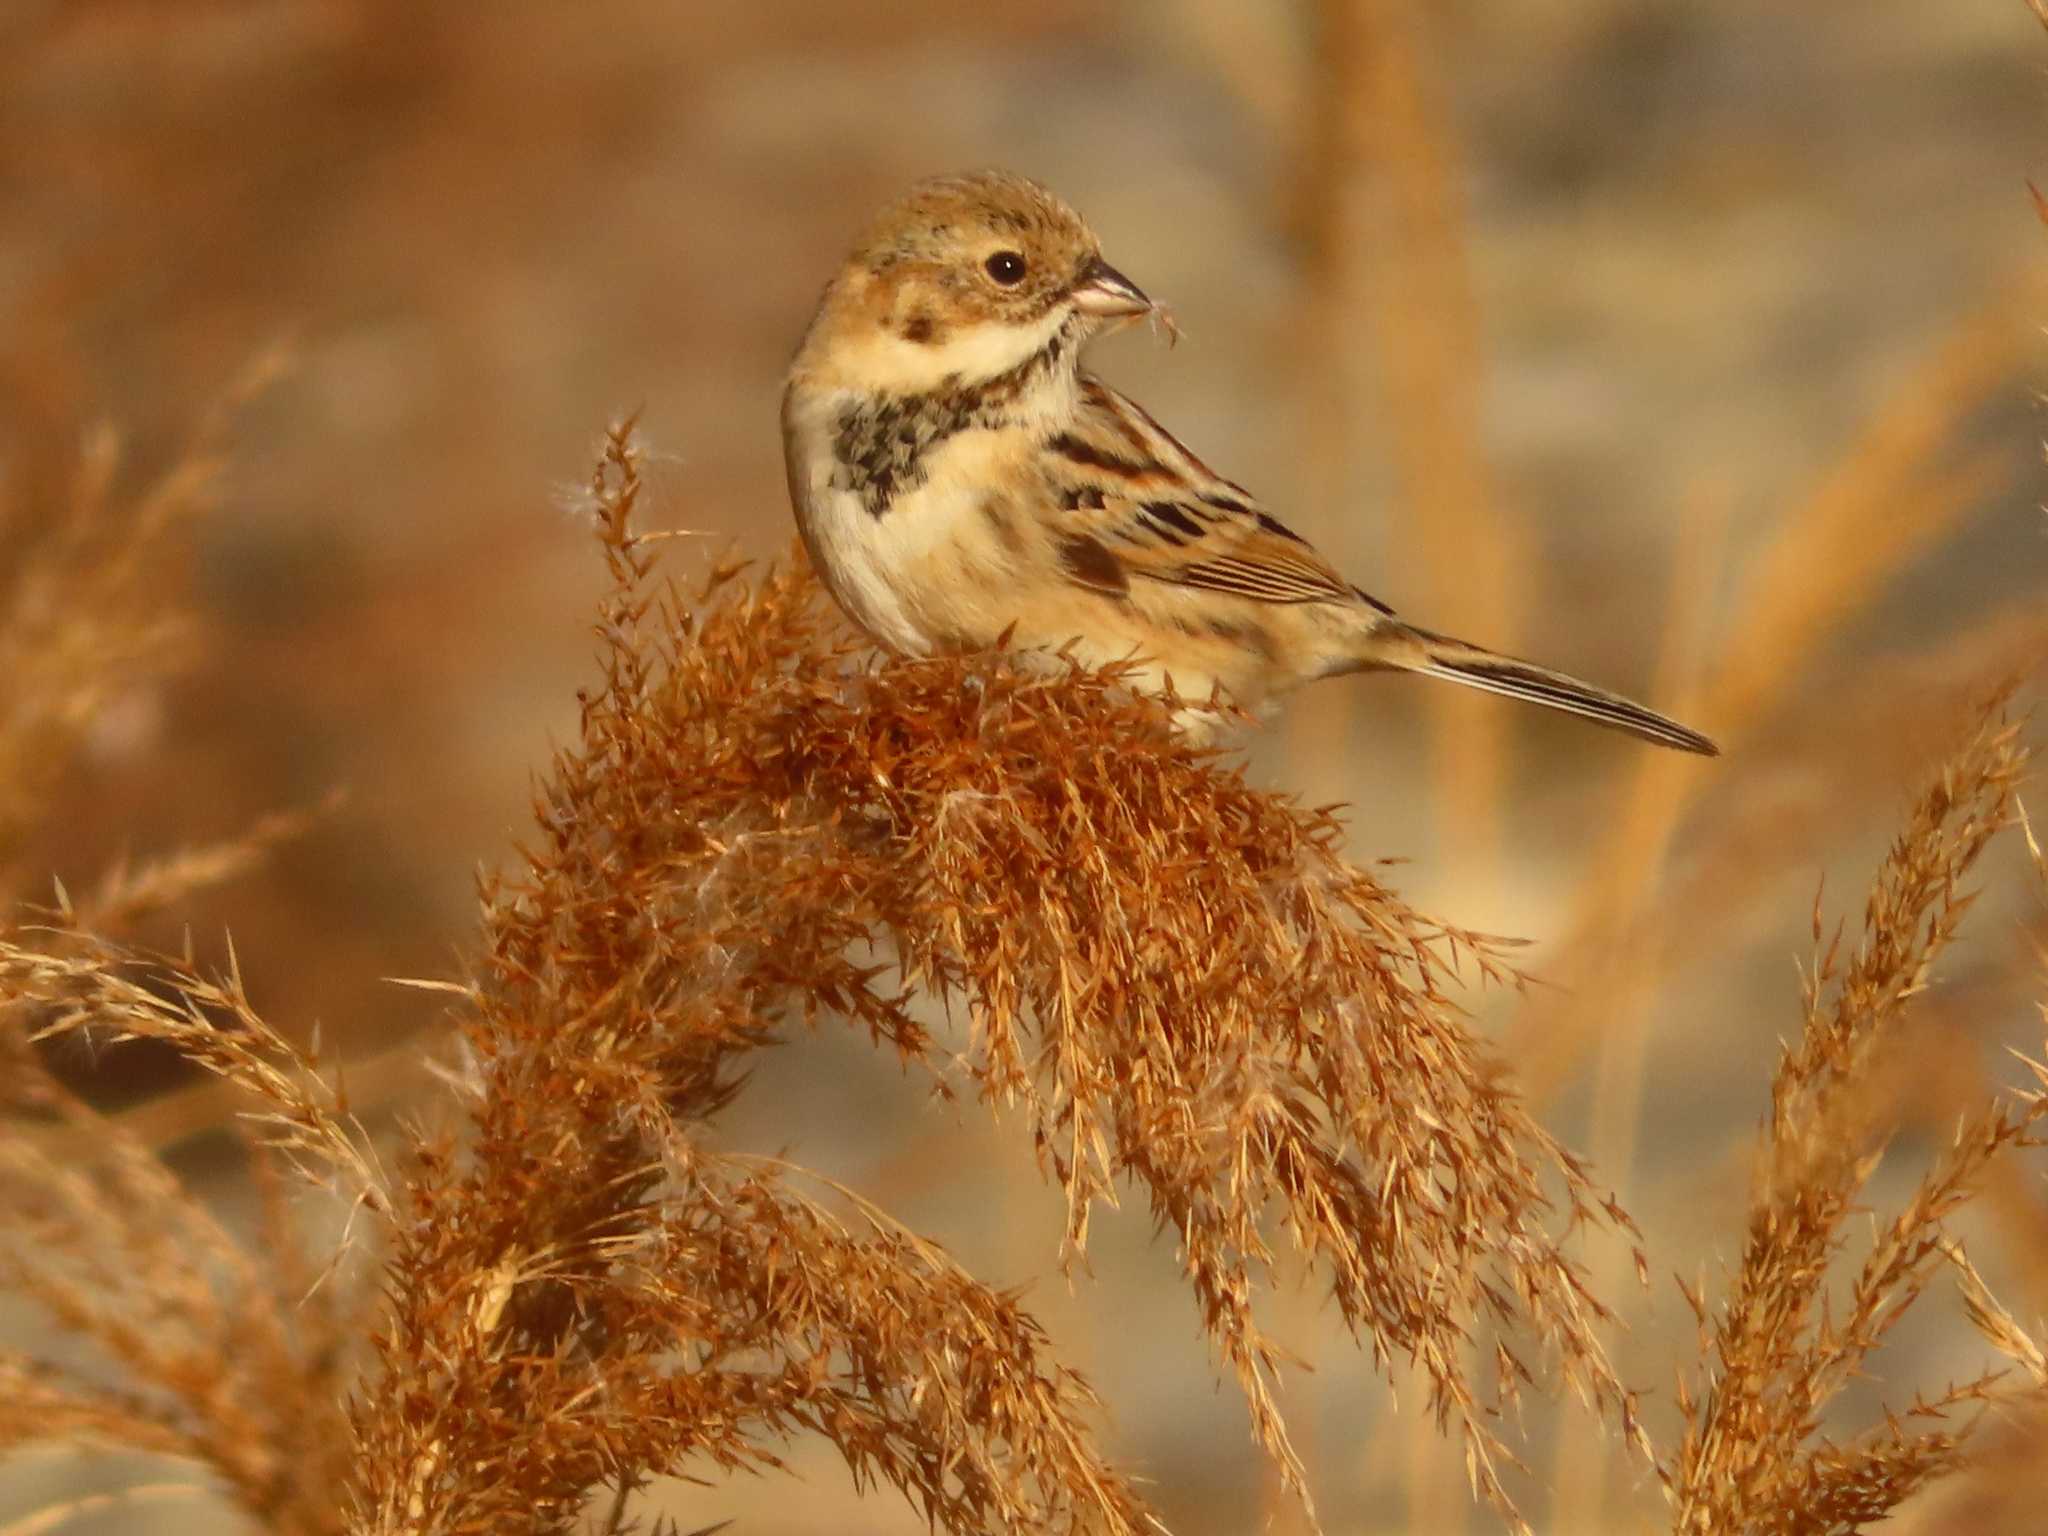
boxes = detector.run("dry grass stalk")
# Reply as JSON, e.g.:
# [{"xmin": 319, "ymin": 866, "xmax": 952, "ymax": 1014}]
[
  {"xmin": 5, "ymin": 408, "xmax": 2041, "ymax": 1536},
  {"xmin": 0, "ymin": 366, "xmax": 369, "ymax": 1535},
  {"xmin": 1699, "ymin": 298, "xmax": 2024, "ymax": 742},
  {"xmin": 0, "ymin": 353, "xmax": 280, "ymax": 864},
  {"xmin": 1547, "ymin": 489, "xmax": 1729, "ymax": 1529},
  {"xmin": 1947, "ymin": 1239, "xmax": 2048, "ymax": 1388},
  {"xmin": 335, "ymin": 421, "xmax": 1649, "ymax": 1536},
  {"xmin": 0, "ymin": 935, "xmax": 374, "ymax": 1536},
  {"xmin": 0, "ymin": 1478, "xmax": 211, "ymax": 1536},
  {"xmin": 1298, "ymin": 0, "xmax": 1528, "ymax": 879},
  {"xmin": 1667, "ymin": 697, "xmax": 2048, "ymax": 1533},
  {"xmin": 57, "ymin": 802, "xmax": 333, "ymax": 936},
  {"xmin": 6, "ymin": 933, "xmax": 387, "ymax": 1205},
  {"xmin": 1511, "ymin": 295, "xmax": 2032, "ymax": 1108},
  {"xmin": 1885, "ymin": 837, "xmax": 2048, "ymax": 1533},
  {"xmin": 0, "ymin": 419, "xmax": 206, "ymax": 854}
]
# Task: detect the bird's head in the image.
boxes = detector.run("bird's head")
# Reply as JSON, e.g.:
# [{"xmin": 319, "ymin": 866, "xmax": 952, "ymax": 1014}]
[{"xmin": 796, "ymin": 170, "xmax": 1156, "ymax": 395}]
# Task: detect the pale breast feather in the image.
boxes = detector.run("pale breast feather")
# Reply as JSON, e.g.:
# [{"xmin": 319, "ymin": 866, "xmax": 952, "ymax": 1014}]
[{"xmin": 784, "ymin": 390, "xmax": 929, "ymax": 653}]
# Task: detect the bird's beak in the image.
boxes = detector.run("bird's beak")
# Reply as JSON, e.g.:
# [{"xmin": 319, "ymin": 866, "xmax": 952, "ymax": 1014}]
[{"xmin": 1070, "ymin": 255, "xmax": 1154, "ymax": 318}]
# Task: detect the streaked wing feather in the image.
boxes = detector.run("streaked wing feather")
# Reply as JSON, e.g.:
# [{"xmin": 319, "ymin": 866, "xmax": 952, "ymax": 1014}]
[{"xmin": 1046, "ymin": 378, "xmax": 1358, "ymax": 606}]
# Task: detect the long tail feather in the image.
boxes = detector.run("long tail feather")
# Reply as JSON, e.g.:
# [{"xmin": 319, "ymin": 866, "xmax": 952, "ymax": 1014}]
[{"xmin": 1385, "ymin": 625, "xmax": 1718, "ymax": 756}]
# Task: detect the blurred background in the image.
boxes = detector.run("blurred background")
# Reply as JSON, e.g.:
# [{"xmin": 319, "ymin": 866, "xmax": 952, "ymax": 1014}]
[{"xmin": 4, "ymin": 0, "xmax": 2045, "ymax": 1531}]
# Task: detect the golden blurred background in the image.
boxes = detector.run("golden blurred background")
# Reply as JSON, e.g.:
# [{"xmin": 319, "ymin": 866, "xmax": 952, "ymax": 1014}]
[{"xmin": 5, "ymin": 1, "xmax": 2046, "ymax": 1531}]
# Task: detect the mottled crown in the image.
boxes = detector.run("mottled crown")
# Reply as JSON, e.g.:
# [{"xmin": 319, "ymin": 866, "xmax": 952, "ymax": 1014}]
[
  {"xmin": 847, "ymin": 170, "xmax": 1100, "ymax": 284},
  {"xmin": 795, "ymin": 171, "xmax": 1113, "ymax": 388}
]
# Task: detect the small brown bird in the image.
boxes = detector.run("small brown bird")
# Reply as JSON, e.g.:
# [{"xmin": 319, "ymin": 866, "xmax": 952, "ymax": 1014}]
[{"xmin": 782, "ymin": 170, "xmax": 1716, "ymax": 755}]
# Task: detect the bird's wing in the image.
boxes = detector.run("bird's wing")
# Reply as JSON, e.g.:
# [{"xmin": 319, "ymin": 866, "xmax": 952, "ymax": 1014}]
[{"xmin": 1041, "ymin": 377, "xmax": 1383, "ymax": 609}]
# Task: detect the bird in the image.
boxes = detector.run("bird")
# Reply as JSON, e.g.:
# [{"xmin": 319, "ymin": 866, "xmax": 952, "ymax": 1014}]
[{"xmin": 781, "ymin": 170, "xmax": 1716, "ymax": 756}]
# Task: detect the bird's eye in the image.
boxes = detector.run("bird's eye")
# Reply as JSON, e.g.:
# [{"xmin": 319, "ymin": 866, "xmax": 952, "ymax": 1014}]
[{"xmin": 984, "ymin": 250, "xmax": 1027, "ymax": 286}]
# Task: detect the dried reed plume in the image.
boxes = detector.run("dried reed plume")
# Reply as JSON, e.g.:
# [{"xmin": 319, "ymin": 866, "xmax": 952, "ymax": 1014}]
[
  {"xmin": 0, "ymin": 373, "xmax": 370, "ymax": 1536},
  {"xmin": 344, "ymin": 421, "xmax": 1650, "ymax": 1534},
  {"xmin": 6, "ymin": 415, "xmax": 2045, "ymax": 1536},
  {"xmin": 1, "ymin": 935, "xmax": 374, "ymax": 1536},
  {"xmin": 0, "ymin": 369, "xmax": 240, "ymax": 861},
  {"xmin": 4, "ymin": 413, "xmax": 1649, "ymax": 1534},
  {"xmin": 0, "ymin": 348, "xmax": 307, "ymax": 931},
  {"xmin": 1667, "ymin": 700, "xmax": 2048, "ymax": 1532}
]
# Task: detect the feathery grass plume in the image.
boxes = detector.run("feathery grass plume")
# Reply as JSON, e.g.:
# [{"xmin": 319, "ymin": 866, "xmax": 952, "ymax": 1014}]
[
  {"xmin": 0, "ymin": 356, "xmax": 375, "ymax": 1532},
  {"xmin": 343, "ymin": 420, "xmax": 1644, "ymax": 1536},
  {"xmin": 1885, "ymin": 789, "xmax": 2048, "ymax": 1535},
  {"xmin": 57, "ymin": 803, "xmax": 332, "ymax": 936},
  {"xmin": 0, "ymin": 353, "xmax": 280, "ymax": 863},
  {"xmin": 1667, "ymin": 695, "xmax": 2048, "ymax": 1532},
  {"xmin": 0, "ymin": 412, "xmax": 206, "ymax": 853},
  {"xmin": 1947, "ymin": 1238, "xmax": 2048, "ymax": 1389},
  {"xmin": 0, "ymin": 933, "xmax": 379, "ymax": 1536}
]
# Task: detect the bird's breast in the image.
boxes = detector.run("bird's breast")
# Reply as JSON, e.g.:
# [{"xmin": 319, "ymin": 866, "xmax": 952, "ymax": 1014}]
[{"xmin": 786, "ymin": 382, "xmax": 1050, "ymax": 654}]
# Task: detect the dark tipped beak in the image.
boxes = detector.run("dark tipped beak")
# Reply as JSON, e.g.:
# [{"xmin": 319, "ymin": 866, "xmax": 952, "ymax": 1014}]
[{"xmin": 1070, "ymin": 255, "xmax": 1153, "ymax": 318}]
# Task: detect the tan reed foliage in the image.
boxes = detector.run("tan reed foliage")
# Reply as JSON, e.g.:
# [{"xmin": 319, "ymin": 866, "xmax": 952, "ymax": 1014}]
[
  {"xmin": 1, "ymin": 13, "xmax": 2039, "ymax": 1536},
  {"xmin": 1884, "ymin": 784, "xmax": 2048, "ymax": 1536},
  {"xmin": 1295, "ymin": 0, "xmax": 1529, "ymax": 878},
  {"xmin": 0, "ymin": 345, "xmax": 300, "ymax": 916},
  {"xmin": 0, "ymin": 934, "xmax": 374, "ymax": 1536},
  {"xmin": 337, "ymin": 421, "xmax": 1652, "ymax": 1535},
  {"xmin": 1666, "ymin": 697, "xmax": 2048, "ymax": 1533},
  {"xmin": 0, "ymin": 363, "xmax": 369, "ymax": 1533},
  {"xmin": 0, "ymin": 410, "xmax": 207, "ymax": 858},
  {"xmin": 1511, "ymin": 293, "xmax": 2034, "ymax": 1109},
  {"xmin": 3, "ymin": 412, "xmax": 2045, "ymax": 1536}
]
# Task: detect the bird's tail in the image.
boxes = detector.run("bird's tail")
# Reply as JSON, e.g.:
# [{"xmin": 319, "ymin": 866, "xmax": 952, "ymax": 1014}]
[{"xmin": 1358, "ymin": 620, "xmax": 1718, "ymax": 756}]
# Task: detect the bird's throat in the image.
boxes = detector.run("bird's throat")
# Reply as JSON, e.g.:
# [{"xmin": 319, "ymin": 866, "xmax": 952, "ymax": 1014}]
[{"xmin": 826, "ymin": 325, "xmax": 1080, "ymax": 519}]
